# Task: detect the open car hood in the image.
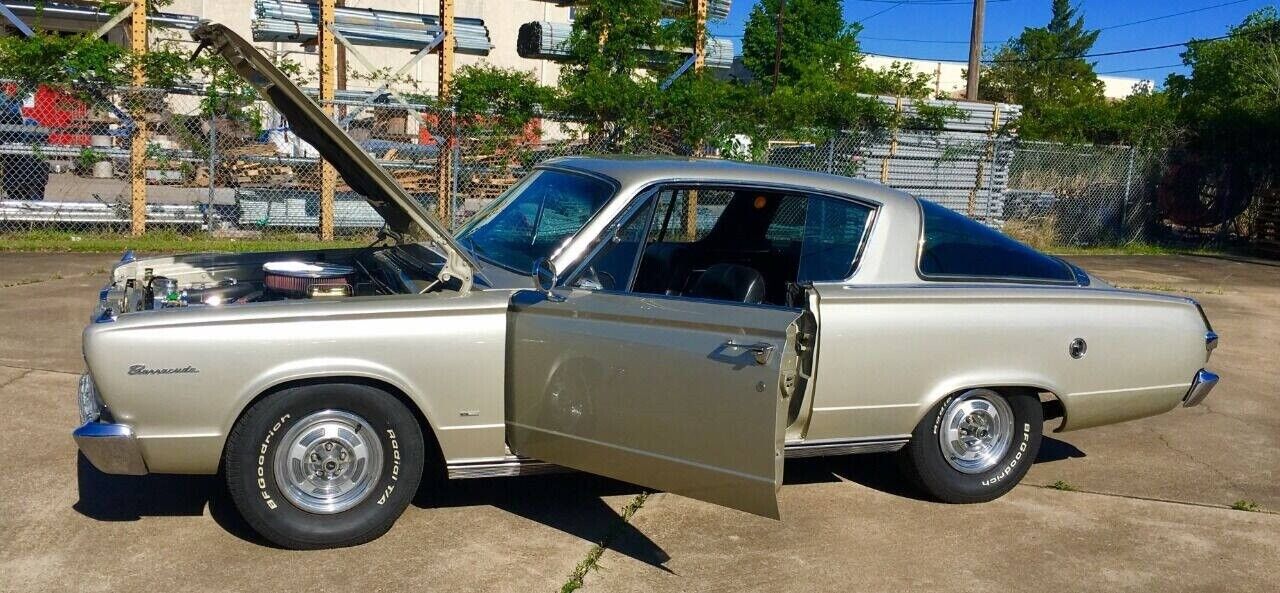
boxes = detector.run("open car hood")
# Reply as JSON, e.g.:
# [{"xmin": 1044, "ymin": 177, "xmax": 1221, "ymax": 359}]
[{"xmin": 191, "ymin": 23, "xmax": 475, "ymax": 290}]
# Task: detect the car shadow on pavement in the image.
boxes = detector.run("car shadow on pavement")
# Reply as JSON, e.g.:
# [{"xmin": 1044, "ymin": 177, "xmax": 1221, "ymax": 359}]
[
  {"xmin": 413, "ymin": 472, "xmax": 673, "ymax": 571},
  {"xmin": 1036, "ymin": 436, "xmax": 1087, "ymax": 463},
  {"xmin": 72, "ymin": 454, "xmax": 284, "ymax": 547}
]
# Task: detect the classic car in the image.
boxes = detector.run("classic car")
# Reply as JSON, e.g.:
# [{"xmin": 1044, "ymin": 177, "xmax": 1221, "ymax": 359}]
[{"xmin": 73, "ymin": 24, "xmax": 1220, "ymax": 549}]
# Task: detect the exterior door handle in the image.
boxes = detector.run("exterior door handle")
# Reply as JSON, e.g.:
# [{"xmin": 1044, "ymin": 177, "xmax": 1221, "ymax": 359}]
[{"xmin": 723, "ymin": 340, "xmax": 775, "ymax": 365}]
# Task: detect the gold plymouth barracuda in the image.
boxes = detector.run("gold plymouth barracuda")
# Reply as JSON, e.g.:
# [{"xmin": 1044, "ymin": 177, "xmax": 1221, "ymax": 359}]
[{"xmin": 73, "ymin": 24, "xmax": 1220, "ymax": 549}]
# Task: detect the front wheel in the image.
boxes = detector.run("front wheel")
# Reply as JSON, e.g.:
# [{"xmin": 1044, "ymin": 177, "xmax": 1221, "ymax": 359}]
[
  {"xmin": 900, "ymin": 388, "xmax": 1042, "ymax": 503},
  {"xmin": 224, "ymin": 382, "xmax": 425, "ymax": 549}
]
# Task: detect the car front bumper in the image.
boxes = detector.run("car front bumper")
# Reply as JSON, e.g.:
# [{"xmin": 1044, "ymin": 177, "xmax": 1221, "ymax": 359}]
[
  {"xmin": 73, "ymin": 421, "xmax": 148, "ymax": 475},
  {"xmin": 1182, "ymin": 369, "xmax": 1219, "ymax": 408},
  {"xmin": 74, "ymin": 373, "xmax": 147, "ymax": 475}
]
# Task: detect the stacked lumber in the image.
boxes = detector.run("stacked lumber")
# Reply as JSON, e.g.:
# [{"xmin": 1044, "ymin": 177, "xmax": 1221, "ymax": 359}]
[
  {"xmin": 388, "ymin": 169, "xmax": 437, "ymax": 192},
  {"xmin": 1256, "ymin": 190, "xmax": 1280, "ymax": 259},
  {"xmin": 221, "ymin": 144, "xmax": 295, "ymax": 187}
]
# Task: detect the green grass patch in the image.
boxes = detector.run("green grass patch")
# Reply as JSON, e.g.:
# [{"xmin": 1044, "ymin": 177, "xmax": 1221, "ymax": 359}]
[
  {"xmin": 1048, "ymin": 480, "xmax": 1077, "ymax": 491},
  {"xmin": 0, "ymin": 230, "xmax": 368, "ymax": 254},
  {"xmin": 1047, "ymin": 243, "xmax": 1228, "ymax": 257},
  {"xmin": 1231, "ymin": 499, "xmax": 1261, "ymax": 512}
]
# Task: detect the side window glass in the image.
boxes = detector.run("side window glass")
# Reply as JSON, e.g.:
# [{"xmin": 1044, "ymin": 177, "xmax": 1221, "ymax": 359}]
[
  {"xmin": 797, "ymin": 196, "xmax": 873, "ymax": 283},
  {"xmin": 918, "ymin": 200, "xmax": 1073, "ymax": 281},
  {"xmin": 571, "ymin": 197, "xmax": 656, "ymax": 291},
  {"xmin": 647, "ymin": 189, "xmax": 734, "ymax": 243},
  {"xmin": 765, "ymin": 195, "xmax": 808, "ymax": 242}
]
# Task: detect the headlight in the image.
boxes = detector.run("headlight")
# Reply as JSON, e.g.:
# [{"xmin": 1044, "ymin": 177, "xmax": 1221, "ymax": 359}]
[{"xmin": 78, "ymin": 374, "xmax": 101, "ymax": 424}]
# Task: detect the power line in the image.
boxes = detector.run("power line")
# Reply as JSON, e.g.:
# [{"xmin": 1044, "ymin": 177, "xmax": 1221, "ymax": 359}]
[
  {"xmin": 865, "ymin": 29, "xmax": 1255, "ymax": 63},
  {"xmin": 1098, "ymin": 63, "xmax": 1186, "ymax": 74},
  {"xmin": 1098, "ymin": 0, "xmax": 1254, "ymax": 31},
  {"xmin": 854, "ymin": 2, "xmax": 905, "ymax": 25},
  {"xmin": 855, "ymin": 0, "xmax": 1256, "ymax": 45}
]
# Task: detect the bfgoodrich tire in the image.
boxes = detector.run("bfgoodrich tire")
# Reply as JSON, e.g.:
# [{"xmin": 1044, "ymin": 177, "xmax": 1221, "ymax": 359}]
[
  {"xmin": 224, "ymin": 382, "xmax": 424, "ymax": 549},
  {"xmin": 900, "ymin": 388, "xmax": 1042, "ymax": 503}
]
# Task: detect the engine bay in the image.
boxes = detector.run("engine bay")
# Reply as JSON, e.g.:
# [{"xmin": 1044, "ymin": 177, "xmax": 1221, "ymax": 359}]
[{"xmin": 112, "ymin": 244, "xmax": 458, "ymax": 313}]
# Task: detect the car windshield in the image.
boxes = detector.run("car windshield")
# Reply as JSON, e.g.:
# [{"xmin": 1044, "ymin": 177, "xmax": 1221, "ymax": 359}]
[{"xmin": 455, "ymin": 169, "xmax": 616, "ymax": 275}]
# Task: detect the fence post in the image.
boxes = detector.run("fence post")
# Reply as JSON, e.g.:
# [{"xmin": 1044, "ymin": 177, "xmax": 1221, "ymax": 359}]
[
  {"xmin": 879, "ymin": 96, "xmax": 902, "ymax": 184},
  {"xmin": 826, "ymin": 134, "xmax": 836, "ymax": 174},
  {"xmin": 206, "ymin": 103, "xmax": 217, "ymax": 230},
  {"xmin": 128, "ymin": 0, "xmax": 147, "ymax": 237},
  {"xmin": 318, "ymin": 0, "xmax": 337, "ymax": 240},
  {"xmin": 451, "ymin": 107, "xmax": 461, "ymax": 228},
  {"xmin": 436, "ymin": 0, "xmax": 455, "ymax": 225},
  {"xmin": 968, "ymin": 103, "xmax": 1001, "ymax": 217},
  {"xmin": 1122, "ymin": 145, "xmax": 1136, "ymax": 240}
]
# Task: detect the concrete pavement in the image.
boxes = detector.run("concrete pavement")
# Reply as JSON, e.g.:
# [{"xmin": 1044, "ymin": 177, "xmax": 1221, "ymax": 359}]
[{"xmin": 0, "ymin": 253, "xmax": 1276, "ymax": 592}]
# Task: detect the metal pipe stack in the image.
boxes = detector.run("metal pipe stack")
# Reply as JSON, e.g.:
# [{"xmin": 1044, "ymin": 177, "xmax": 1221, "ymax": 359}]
[
  {"xmin": 535, "ymin": 1, "xmax": 732, "ymax": 21},
  {"xmin": 517, "ymin": 21, "xmax": 734, "ymax": 70},
  {"xmin": 2, "ymin": 0, "xmax": 199, "ymax": 29},
  {"xmin": 662, "ymin": 0, "xmax": 732, "ymax": 20},
  {"xmin": 252, "ymin": 0, "xmax": 492, "ymax": 54}
]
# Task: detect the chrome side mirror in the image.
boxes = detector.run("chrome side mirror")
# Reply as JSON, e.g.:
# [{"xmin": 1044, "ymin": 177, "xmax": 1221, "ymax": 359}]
[{"xmin": 532, "ymin": 258, "xmax": 559, "ymax": 297}]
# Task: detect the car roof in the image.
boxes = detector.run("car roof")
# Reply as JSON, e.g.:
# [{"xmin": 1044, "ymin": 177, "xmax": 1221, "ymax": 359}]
[{"xmin": 540, "ymin": 155, "xmax": 918, "ymax": 209}]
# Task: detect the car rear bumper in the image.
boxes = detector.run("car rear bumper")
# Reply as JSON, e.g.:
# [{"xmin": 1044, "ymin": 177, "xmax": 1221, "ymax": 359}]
[
  {"xmin": 74, "ymin": 421, "xmax": 148, "ymax": 475},
  {"xmin": 1182, "ymin": 369, "xmax": 1219, "ymax": 408}
]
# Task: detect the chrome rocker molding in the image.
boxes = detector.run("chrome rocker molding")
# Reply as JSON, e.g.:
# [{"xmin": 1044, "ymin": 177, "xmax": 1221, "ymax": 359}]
[
  {"xmin": 445, "ymin": 437, "xmax": 910, "ymax": 479},
  {"xmin": 73, "ymin": 421, "xmax": 149, "ymax": 476},
  {"xmin": 1182, "ymin": 369, "xmax": 1219, "ymax": 408}
]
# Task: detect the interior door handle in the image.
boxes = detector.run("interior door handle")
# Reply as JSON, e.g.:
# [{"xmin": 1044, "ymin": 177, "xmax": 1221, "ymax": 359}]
[{"xmin": 723, "ymin": 340, "xmax": 775, "ymax": 365}]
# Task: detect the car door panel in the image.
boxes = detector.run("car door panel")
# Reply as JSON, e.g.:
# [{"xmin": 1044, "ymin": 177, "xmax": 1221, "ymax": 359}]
[{"xmin": 506, "ymin": 289, "xmax": 801, "ymax": 519}]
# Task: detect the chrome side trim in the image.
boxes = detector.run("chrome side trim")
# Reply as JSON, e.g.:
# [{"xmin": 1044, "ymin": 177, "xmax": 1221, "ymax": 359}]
[
  {"xmin": 1183, "ymin": 369, "xmax": 1219, "ymax": 408},
  {"xmin": 782, "ymin": 436, "xmax": 910, "ymax": 458},
  {"xmin": 1205, "ymin": 331, "xmax": 1218, "ymax": 353},
  {"xmin": 446, "ymin": 458, "xmax": 565, "ymax": 479},
  {"xmin": 447, "ymin": 436, "xmax": 912, "ymax": 479},
  {"xmin": 73, "ymin": 421, "xmax": 148, "ymax": 475}
]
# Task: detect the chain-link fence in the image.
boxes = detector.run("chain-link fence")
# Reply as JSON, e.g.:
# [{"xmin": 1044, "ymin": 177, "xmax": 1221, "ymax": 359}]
[{"xmin": 0, "ymin": 81, "xmax": 1203, "ymax": 251}]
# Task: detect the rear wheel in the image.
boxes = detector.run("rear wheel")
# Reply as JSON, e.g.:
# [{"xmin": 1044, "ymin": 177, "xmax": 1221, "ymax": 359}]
[
  {"xmin": 224, "ymin": 382, "xmax": 424, "ymax": 549},
  {"xmin": 900, "ymin": 388, "xmax": 1042, "ymax": 503}
]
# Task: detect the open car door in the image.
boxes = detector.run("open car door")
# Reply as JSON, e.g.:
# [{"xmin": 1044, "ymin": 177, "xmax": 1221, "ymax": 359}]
[{"xmin": 506, "ymin": 289, "xmax": 802, "ymax": 519}]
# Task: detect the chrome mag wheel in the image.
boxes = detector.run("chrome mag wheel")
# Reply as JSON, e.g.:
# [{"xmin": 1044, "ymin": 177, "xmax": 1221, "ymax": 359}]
[
  {"xmin": 937, "ymin": 389, "xmax": 1015, "ymax": 474},
  {"xmin": 273, "ymin": 409, "xmax": 384, "ymax": 514}
]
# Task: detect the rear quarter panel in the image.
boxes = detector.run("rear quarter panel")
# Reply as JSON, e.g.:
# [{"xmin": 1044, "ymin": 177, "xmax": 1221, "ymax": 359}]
[
  {"xmin": 806, "ymin": 284, "xmax": 1209, "ymax": 440},
  {"xmin": 83, "ymin": 290, "xmax": 514, "ymax": 473}
]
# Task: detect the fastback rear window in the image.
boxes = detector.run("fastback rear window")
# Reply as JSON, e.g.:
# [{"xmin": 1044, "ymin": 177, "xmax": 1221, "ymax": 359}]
[{"xmin": 917, "ymin": 199, "xmax": 1074, "ymax": 283}]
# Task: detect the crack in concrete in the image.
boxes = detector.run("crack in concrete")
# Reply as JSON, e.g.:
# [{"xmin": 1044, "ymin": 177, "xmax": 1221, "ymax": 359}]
[
  {"xmin": 0, "ymin": 368, "xmax": 34, "ymax": 390},
  {"xmin": 1201, "ymin": 401, "xmax": 1276, "ymax": 433},
  {"xmin": 0, "ymin": 363, "xmax": 81, "ymax": 376},
  {"xmin": 1026, "ymin": 483, "xmax": 1277, "ymax": 516},
  {"xmin": 1154, "ymin": 429, "xmax": 1246, "ymax": 492},
  {"xmin": 0, "ymin": 268, "xmax": 107, "ymax": 289}
]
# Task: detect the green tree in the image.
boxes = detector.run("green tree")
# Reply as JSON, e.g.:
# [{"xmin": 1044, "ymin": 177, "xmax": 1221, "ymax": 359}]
[
  {"xmin": 740, "ymin": 0, "xmax": 861, "ymax": 87},
  {"xmin": 1166, "ymin": 8, "xmax": 1280, "ymax": 185},
  {"xmin": 980, "ymin": 0, "xmax": 1104, "ymax": 141}
]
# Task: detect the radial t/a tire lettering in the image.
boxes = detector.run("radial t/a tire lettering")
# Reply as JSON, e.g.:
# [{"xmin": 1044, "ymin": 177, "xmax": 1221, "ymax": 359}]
[
  {"xmin": 899, "ymin": 388, "xmax": 1043, "ymax": 503},
  {"xmin": 223, "ymin": 382, "xmax": 424, "ymax": 549}
]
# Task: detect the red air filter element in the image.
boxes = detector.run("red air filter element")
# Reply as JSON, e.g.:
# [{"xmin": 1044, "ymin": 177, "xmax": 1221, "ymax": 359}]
[{"xmin": 262, "ymin": 261, "xmax": 355, "ymax": 298}]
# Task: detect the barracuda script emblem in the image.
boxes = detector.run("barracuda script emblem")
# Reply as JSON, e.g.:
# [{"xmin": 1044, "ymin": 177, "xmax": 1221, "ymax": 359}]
[{"xmin": 128, "ymin": 364, "xmax": 200, "ymax": 376}]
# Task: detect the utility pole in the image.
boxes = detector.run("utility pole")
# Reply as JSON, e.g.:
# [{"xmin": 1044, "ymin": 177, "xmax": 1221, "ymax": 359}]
[
  {"xmin": 965, "ymin": 0, "xmax": 985, "ymax": 101},
  {"xmin": 772, "ymin": 0, "xmax": 786, "ymax": 92}
]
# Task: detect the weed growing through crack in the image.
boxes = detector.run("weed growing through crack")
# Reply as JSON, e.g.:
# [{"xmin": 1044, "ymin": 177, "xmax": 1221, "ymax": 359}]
[
  {"xmin": 560, "ymin": 492, "xmax": 650, "ymax": 593},
  {"xmin": 1231, "ymin": 499, "xmax": 1260, "ymax": 512},
  {"xmin": 1049, "ymin": 480, "xmax": 1076, "ymax": 491}
]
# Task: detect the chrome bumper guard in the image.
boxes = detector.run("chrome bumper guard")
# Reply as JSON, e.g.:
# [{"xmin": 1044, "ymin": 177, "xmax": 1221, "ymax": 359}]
[
  {"xmin": 74, "ymin": 421, "xmax": 148, "ymax": 475},
  {"xmin": 1182, "ymin": 369, "xmax": 1219, "ymax": 408}
]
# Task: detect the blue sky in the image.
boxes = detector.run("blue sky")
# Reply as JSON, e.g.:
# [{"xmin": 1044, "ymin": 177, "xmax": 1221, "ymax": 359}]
[{"xmin": 706, "ymin": 0, "xmax": 1276, "ymax": 85}]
